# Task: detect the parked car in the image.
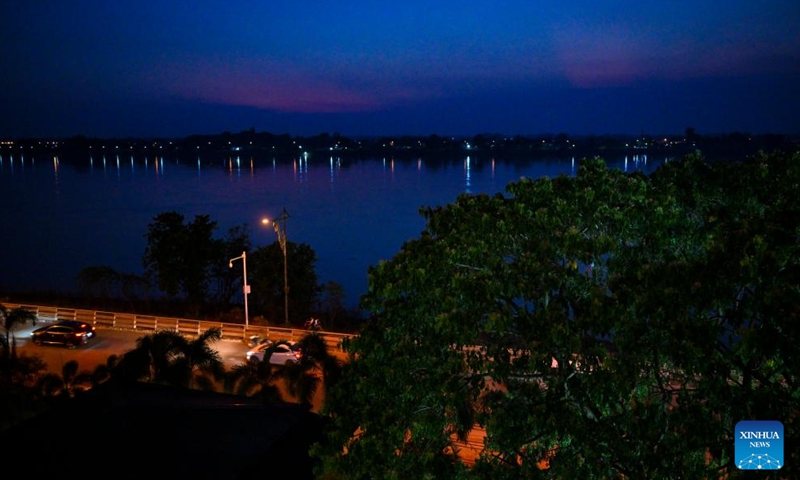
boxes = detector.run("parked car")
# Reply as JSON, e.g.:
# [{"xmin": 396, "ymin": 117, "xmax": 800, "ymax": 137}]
[
  {"xmin": 31, "ymin": 320, "xmax": 96, "ymax": 348},
  {"xmin": 246, "ymin": 341, "xmax": 302, "ymax": 365}
]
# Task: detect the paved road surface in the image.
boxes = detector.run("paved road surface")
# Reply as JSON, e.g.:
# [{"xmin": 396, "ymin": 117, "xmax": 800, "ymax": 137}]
[
  {"xmin": 12, "ymin": 321, "xmax": 254, "ymax": 374},
  {"xmin": 10, "ymin": 319, "xmax": 329, "ymax": 411},
  {"xmin": 10, "ymin": 318, "xmax": 481, "ymax": 456}
]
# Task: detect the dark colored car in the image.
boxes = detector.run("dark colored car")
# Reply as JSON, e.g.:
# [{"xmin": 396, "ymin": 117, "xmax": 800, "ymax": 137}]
[{"xmin": 31, "ymin": 320, "xmax": 96, "ymax": 348}]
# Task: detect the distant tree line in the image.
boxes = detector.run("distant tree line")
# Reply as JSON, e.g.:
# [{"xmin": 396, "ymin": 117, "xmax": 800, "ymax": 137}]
[{"xmin": 7, "ymin": 128, "xmax": 796, "ymax": 162}]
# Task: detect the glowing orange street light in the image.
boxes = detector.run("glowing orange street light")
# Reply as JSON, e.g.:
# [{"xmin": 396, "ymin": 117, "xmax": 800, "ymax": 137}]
[{"xmin": 262, "ymin": 207, "xmax": 290, "ymax": 325}]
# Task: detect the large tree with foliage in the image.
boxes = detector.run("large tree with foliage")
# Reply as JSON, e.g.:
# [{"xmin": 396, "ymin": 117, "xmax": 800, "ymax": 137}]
[
  {"xmin": 77, "ymin": 265, "xmax": 152, "ymax": 308},
  {"xmin": 316, "ymin": 152, "xmax": 800, "ymax": 479},
  {"xmin": 249, "ymin": 241, "xmax": 320, "ymax": 325},
  {"xmin": 143, "ymin": 212, "xmax": 221, "ymax": 312},
  {"xmin": 210, "ymin": 223, "xmax": 252, "ymax": 309},
  {"xmin": 143, "ymin": 212, "xmax": 253, "ymax": 316}
]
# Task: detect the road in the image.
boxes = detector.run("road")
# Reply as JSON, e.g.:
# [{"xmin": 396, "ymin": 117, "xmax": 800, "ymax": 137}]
[
  {"xmin": 10, "ymin": 319, "xmax": 331, "ymax": 411},
  {"xmin": 11, "ymin": 321, "xmax": 253, "ymax": 375},
  {"xmin": 11, "ymin": 318, "xmax": 482, "ymax": 458}
]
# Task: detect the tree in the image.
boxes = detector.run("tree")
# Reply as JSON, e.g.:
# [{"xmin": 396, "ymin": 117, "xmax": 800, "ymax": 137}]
[
  {"xmin": 113, "ymin": 329, "xmax": 184, "ymax": 384},
  {"xmin": 143, "ymin": 211, "xmax": 191, "ymax": 298},
  {"xmin": 316, "ymin": 153, "xmax": 800, "ymax": 479},
  {"xmin": 280, "ymin": 333, "xmax": 343, "ymax": 407},
  {"xmin": 225, "ymin": 357, "xmax": 283, "ymax": 402},
  {"xmin": 142, "ymin": 212, "xmax": 227, "ymax": 316},
  {"xmin": 176, "ymin": 328, "xmax": 225, "ymax": 390},
  {"xmin": 77, "ymin": 265, "xmax": 120, "ymax": 299},
  {"xmin": 210, "ymin": 224, "xmax": 252, "ymax": 310},
  {"xmin": 113, "ymin": 328, "xmax": 224, "ymax": 389},
  {"xmin": 0, "ymin": 304, "xmax": 37, "ymax": 359},
  {"xmin": 249, "ymin": 241, "xmax": 320, "ymax": 326},
  {"xmin": 318, "ymin": 281, "xmax": 347, "ymax": 328},
  {"xmin": 77, "ymin": 266, "xmax": 152, "ymax": 306},
  {"xmin": 295, "ymin": 332, "xmax": 342, "ymax": 392}
]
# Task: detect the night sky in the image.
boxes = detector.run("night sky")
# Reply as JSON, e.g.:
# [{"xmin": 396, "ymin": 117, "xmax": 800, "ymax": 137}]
[{"xmin": 2, "ymin": 1, "xmax": 799, "ymax": 138}]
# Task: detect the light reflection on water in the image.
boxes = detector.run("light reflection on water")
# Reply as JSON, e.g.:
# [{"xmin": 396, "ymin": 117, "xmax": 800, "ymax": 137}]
[{"xmin": 0, "ymin": 152, "xmax": 670, "ymax": 308}]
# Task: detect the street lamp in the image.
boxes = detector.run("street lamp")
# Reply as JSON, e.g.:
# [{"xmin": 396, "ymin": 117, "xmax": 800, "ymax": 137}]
[
  {"xmin": 262, "ymin": 207, "xmax": 289, "ymax": 325},
  {"xmin": 229, "ymin": 251, "xmax": 250, "ymax": 327}
]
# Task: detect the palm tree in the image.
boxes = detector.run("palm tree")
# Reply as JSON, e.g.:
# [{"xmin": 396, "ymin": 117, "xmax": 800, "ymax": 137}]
[
  {"xmin": 1, "ymin": 304, "xmax": 38, "ymax": 385},
  {"xmin": 175, "ymin": 327, "xmax": 225, "ymax": 389},
  {"xmin": 112, "ymin": 328, "xmax": 224, "ymax": 389},
  {"xmin": 59, "ymin": 359, "xmax": 98, "ymax": 397},
  {"xmin": 90, "ymin": 354, "xmax": 119, "ymax": 387},
  {"xmin": 225, "ymin": 359, "xmax": 283, "ymax": 403},
  {"xmin": 280, "ymin": 332, "xmax": 342, "ymax": 407},
  {"xmin": 35, "ymin": 372, "xmax": 64, "ymax": 397},
  {"xmin": 279, "ymin": 359, "xmax": 321, "ymax": 406},
  {"xmin": 116, "ymin": 329, "xmax": 185, "ymax": 384},
  {"xmin": 60, "ymin": 360, "xmax": 80, "ymax": 397},
  {"xmin": 0, "ymin": 304, "xmax": 37, "ymax": 357},
  {"xmin": 297, "ymin": 332, "xmax": 343, "ymax": 388}
]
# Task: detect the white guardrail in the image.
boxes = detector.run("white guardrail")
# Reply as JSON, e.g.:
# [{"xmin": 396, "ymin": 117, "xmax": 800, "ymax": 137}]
[{"xmin": 2, "ymin": 302, "xmax": 353, "ymax": 352}]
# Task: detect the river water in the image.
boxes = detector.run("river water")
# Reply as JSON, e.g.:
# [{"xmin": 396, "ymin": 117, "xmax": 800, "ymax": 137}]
[{"xmin": 1, "ymin": 151, "xmax": 667, "ymax": 308}]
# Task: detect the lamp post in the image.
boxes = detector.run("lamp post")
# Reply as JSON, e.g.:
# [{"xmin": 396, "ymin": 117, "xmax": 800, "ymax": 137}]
[
  {"xmin": 229, "ymin": 251, "xmax": 249, "ymax": 327},
  {"xmin": 262, "ymin": 207, "xmax": 290, "ymax": 325}
]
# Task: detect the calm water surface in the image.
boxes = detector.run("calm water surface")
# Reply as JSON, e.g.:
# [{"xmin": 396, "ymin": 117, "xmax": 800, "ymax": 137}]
[{"xmin": 0, "ymin": 152, "xmax": 666, "ymax": 308}]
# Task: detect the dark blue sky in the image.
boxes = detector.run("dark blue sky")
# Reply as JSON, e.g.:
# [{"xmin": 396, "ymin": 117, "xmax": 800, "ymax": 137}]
[{"xmin": 2, "ymin": 1, "xmax": 799, "ymax": 138}]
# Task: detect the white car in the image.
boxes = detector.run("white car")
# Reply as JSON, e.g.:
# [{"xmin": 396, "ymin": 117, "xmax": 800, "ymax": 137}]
[{"xmin": 246, "ymin": 341, "xmax": 302, "ymax": 365}]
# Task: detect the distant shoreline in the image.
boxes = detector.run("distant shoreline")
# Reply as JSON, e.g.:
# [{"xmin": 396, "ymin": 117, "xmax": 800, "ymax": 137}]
[{"xmin": 3, "ymin": 130, "xmax": 796, "ymax": 165}]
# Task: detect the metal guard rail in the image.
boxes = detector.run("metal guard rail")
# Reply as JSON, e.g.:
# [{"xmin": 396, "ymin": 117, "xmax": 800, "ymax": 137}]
[{"xmin": 3, "ymin": 302, "xmax": 353, "ymax": 352}]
